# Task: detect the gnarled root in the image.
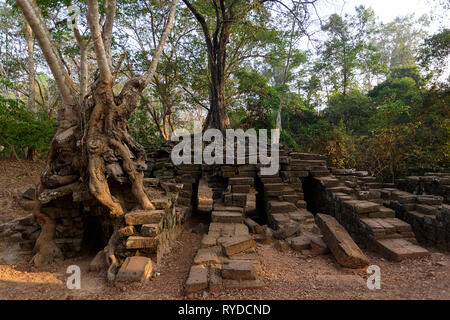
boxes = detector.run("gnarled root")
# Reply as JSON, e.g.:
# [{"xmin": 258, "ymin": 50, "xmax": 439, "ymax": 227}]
[
  {"xmin": 30, "ymin": 205, "xmax": 63, "ymax": 267},
  {"xmin": 88, "ymin": 154, "xmax": 124, "ymax": 217},
  {"xmin": 104, "ymin": 227, "xmax": 120, "ymax": 283}
]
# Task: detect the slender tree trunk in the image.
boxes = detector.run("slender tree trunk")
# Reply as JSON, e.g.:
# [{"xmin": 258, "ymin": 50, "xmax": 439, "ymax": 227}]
[
  {"xmin": 25, "ymin": 21, "xmax": 36, "ymax": 113},
  {"xmin": 25, "ymin": 21, "xmax": 37, "ymax": 160},
  {"xmin": 79, "ymin": 43, "xmax": 88, "ymax": 101},
  {"xmin": 276, "ymin": 17, "xmax": 296, "ymax": 132}
]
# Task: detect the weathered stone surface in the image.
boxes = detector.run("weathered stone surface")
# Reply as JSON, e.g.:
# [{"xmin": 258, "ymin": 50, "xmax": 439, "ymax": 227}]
[
  {"xmin": 185, "ymin": 265, "xmax": 208, "ymax": 294},
  {"xmin": 229, "ymin": 177, "xmax": 254, "ymax": 186},
  {"xmin": 222, "ymin": 260, "xmax": 256, "ymax": 280},
  {"xmin": 213, "ymin": 204, "xmax": 243, "ymax": 213},
  {"xmin": 141, "ymin": 224, "xmax": 159, "ymax": 237},
  {"xmin": 223, "ymin": 278, "xmax": 264, "ymax": 289},
  {"xmin": 272, "ymin": 223, "xmax": 300, "ymax": 239},
  {"xmin": 267, "ymin": 201, "xmax": 297, "ymax": 213},
  {"xmin": 201, "ymin": 234, "xmax": 218, "ymax": 248},
  {"xmin": 244, "ymin": 218, "xmax": 263, "ymax": 234},
  {"xmin": 125, "ymin": 236, "xmax": 158, "ymax": 250},
  {"xmin": 212, "ymin": 211, "xmax": 244, "ymax": 223},
  {"xmin": 290, "ymin": 236, "xmax": 311, "ymax": 251},
  {"xmin": 231, "ymin": 184, "xmax": 251, "ymax": 193},
  {"xmin": 316, "ymin": 214, "xmax": 370, "ymax": 268},
  {"xmin": 221, "ymin": 235, "xmax": 254, "ymax": 256},
  {"xmin": 89, "ymin": 250, "xmax": 107, "ymax": 272},
  {"xmin": 274, "ymin": 239, "xmax": 290, "ymax": 252},
  {"xmin": 209, "ymin": 266, "xmax": 223, "ymax": 293},
  {"xmin": 119, "ymin": 226, "xmax": 135, "ymax": 237},
  {"xmin": 116, "ymin": 256, "xmax": 153, "ymax": 283},
  {"xmin": 345, "ymin": 200, "xmax": 380, "ymax": 214},
  {"xmin": 310, "ymin": 236, "xmax": 329, "ymax": 255},
  {"xmin": 194, "ymin": 248, "xmax": 220, "ymax": 265},
  {"xmin": 374, "ymin": 238, "xmax": 430, "ymax": 261},
  {"xmin": 416, "ymin": 204, "xmax": 439, "ymax": 216},
  {"xmin": 125, "ymin": 210, "xmax": 164, "ymax": 225}
]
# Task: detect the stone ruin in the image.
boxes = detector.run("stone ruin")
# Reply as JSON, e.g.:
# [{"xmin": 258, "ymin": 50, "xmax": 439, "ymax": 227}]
[{"xmin": 2, "ymin": 138, "xmax": 449, "ymax": 296}]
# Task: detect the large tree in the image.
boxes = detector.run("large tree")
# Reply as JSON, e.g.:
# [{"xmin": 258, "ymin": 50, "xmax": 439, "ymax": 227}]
[
  {"xmin": 15, "ymin": 0, "xmax": 178, "ymax": 266},
  {"xmin": 181, "ymin": 0, "xmax": 318, "ymax": 131}
]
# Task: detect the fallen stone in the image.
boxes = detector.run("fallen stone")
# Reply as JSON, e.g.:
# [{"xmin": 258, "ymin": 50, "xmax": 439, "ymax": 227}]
[
  {"xmin": 212, "ymin": 211, "xmax": 244, "ymax": 223},
  {"xmin": 201, "ymin": 234, "xmax": 217, "ymax": 248},
  {"xmin": 244, "ymin": 218, "xmax": 263, "ymax": 234},
  {"xmin": 274, "ymin": 239, "xmax": 290, "ymax": 252},
  {"xmin": 194, "ymin": 248, "xmax": 220, "ymax": 265},
  {"xmin": 316, "ymin": 214, "xmax": 370, "ymax": 268},
  {"xmin": 89, "ymin": 250, "xmax": 107, "ymax": 272},
  {"xmin": 209, "ymin": 266, "xmax": 223, "ymax": 293},
  {"xmin": 116, "ymin": 256, "xmax": 153, "ymax": 283},
  {"xmin": 119, "ymin": 226, "xmax": 135, "ymax": 237},
  {"xmin": 185, "ymin": 265, "xmax": 208, "ymax": 294},
  {"xmin": 290, "ymin": 236, "xmax": 311, "ymax": 251},
  {"xmin": 310, "ymin": 236, "xmax": 330, "ymax": 255},
  {"xmin": 229, "ymin": 177, "xmax": 253, "ymax": 186},
  {"xmin": 141, "ymin": 224, "xmax": 159, "ymax": 237},
  {"xmin": 125, "ymin": 236, "xmax": 158, "ymax": 250},
  {"xmin": 374, "ymin": 238, "xmax": 430, "ymax": 261},
  {"xmin": 222, "ymin": 260, "xmax": 256, "ymax": 280},
  {"xmin": 221, "ymin": 235, "xmax": 254, "ymax": 256},
  {"xmin": 125, "ymin": 210, "xmax": 164, "ymax": 225}
]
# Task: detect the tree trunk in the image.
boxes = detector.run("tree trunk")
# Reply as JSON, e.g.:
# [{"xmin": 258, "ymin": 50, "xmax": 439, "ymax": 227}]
[
  {"xmin": 16, "ymin": 0, "xmax": 179, "ymax": 266},
  {"xmin": 25, "ymin": 21, "xmax": 36, "ymax": 113}
]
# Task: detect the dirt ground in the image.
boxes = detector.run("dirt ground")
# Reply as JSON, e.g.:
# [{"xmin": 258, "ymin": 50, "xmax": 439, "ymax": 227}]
[{"xmin": 0, "ymin": 159, "xmax": 449, "ymax": 300}]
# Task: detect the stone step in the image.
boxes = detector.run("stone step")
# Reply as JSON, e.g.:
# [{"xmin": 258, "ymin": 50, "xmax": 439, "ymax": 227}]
[
  {"xmin": 267, "ymin": 201, "xmax": 297, "ymax": 213},
  {"xmin": 115, "ymin": 256, "xmax": 153, "ymax": 284},
  {"xmin": 360, "ymin": 217, "xmax": 410, "ymax": 238},
  {"xmin": 282, "ymin": 187, "xmax": 296, "ymax": 195},
  {"xmin": 185, "ymin": 265, "xmax": 208, "ymax": 294},
  {"xmin": 416, "ymin": 204, "xmax": 439, "ymax": 216},
  {"xmin": 263, "ymin": 191, "xmax": 281, "ymax": 199},
  {"xmin": 220, "ymin": 235, "xmax": 255, "ymax": 256},
  {"xmin": 213, "ymin": 203, "xmax": 243, "ymax": 213},
  {"xmin": 417, "ymin": 195, "xmax": 443, "ymax": 205},
  {"xmin": 229, "ymin": 177, "xmax": 254, "ymax": 186},
  {"xmin": 374, "ymin": 238, "xmax": 430, "ymax": 261},
  {"xmin": 224, "ymin": 193, "xmax": 247, "ymax": 207},
  {"xmin": 317, "ymin": 177, "xmax": 340, "ymax": 188},
  {"xmin": 263, "ymin": 183, "xmax": 284, "ymax": 192},
  {"xmin": 344, "ymin": 200, "xmax": 380, "ymax": 215},
  {"xmin": 296, "ymin": 200, "xmax": 307, "ymax": 209},
  {"xmin": 364, "ymin": 182, "xmax": 382, "ymax": 189},
  {"xmin": 222, "ymin": 260, "xmax": 257, "ymax": 280},
  {"xmin": 283, "ymin": 194, "xmax": 301, "ymax": 203},
  {"xmin": 193, "ymin": 248, "xmax": 220, "ymax": 265},
  {"xmin": 125, "ymin": 236, "xmax": 158, "ymax": 250},
  {"xmin": 125, "ymin": 210, "xmax": 165, "ymax": 225},
  {"xmin": 310, "ymin": 170, "xmax": 331, "ymax": 177},
  {"xmin": 368, "ymin": 207, "xmax": 396, "ymax": 218},
  {"xmin": 212, "ymin": 211, "xmax": 244, "ymax": 224},
  {"xmin": 231, "ymin": 184, "xmax": 251, "ymax": 193},
  {"xmin": 260, "ymin": 177, "xmax": 282, "ymax": 184}
]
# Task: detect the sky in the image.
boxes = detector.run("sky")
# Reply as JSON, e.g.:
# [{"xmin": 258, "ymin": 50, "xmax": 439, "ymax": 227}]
[{"xmin": 316, "ymin": 0, "xmax": 449, "ymax": 31}]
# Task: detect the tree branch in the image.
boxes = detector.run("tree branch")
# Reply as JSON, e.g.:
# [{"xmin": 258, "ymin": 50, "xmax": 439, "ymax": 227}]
[
  {"xmin": 141, "ymin": 0, "xmax": 179, "ymax": 89},
  {"xmin": 87, "ymin": 0, "xmax": 112, "ymax": 84},
  {"xmin": 16, "ymin": 0, "xmax": 75, "ymax": 107}
]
